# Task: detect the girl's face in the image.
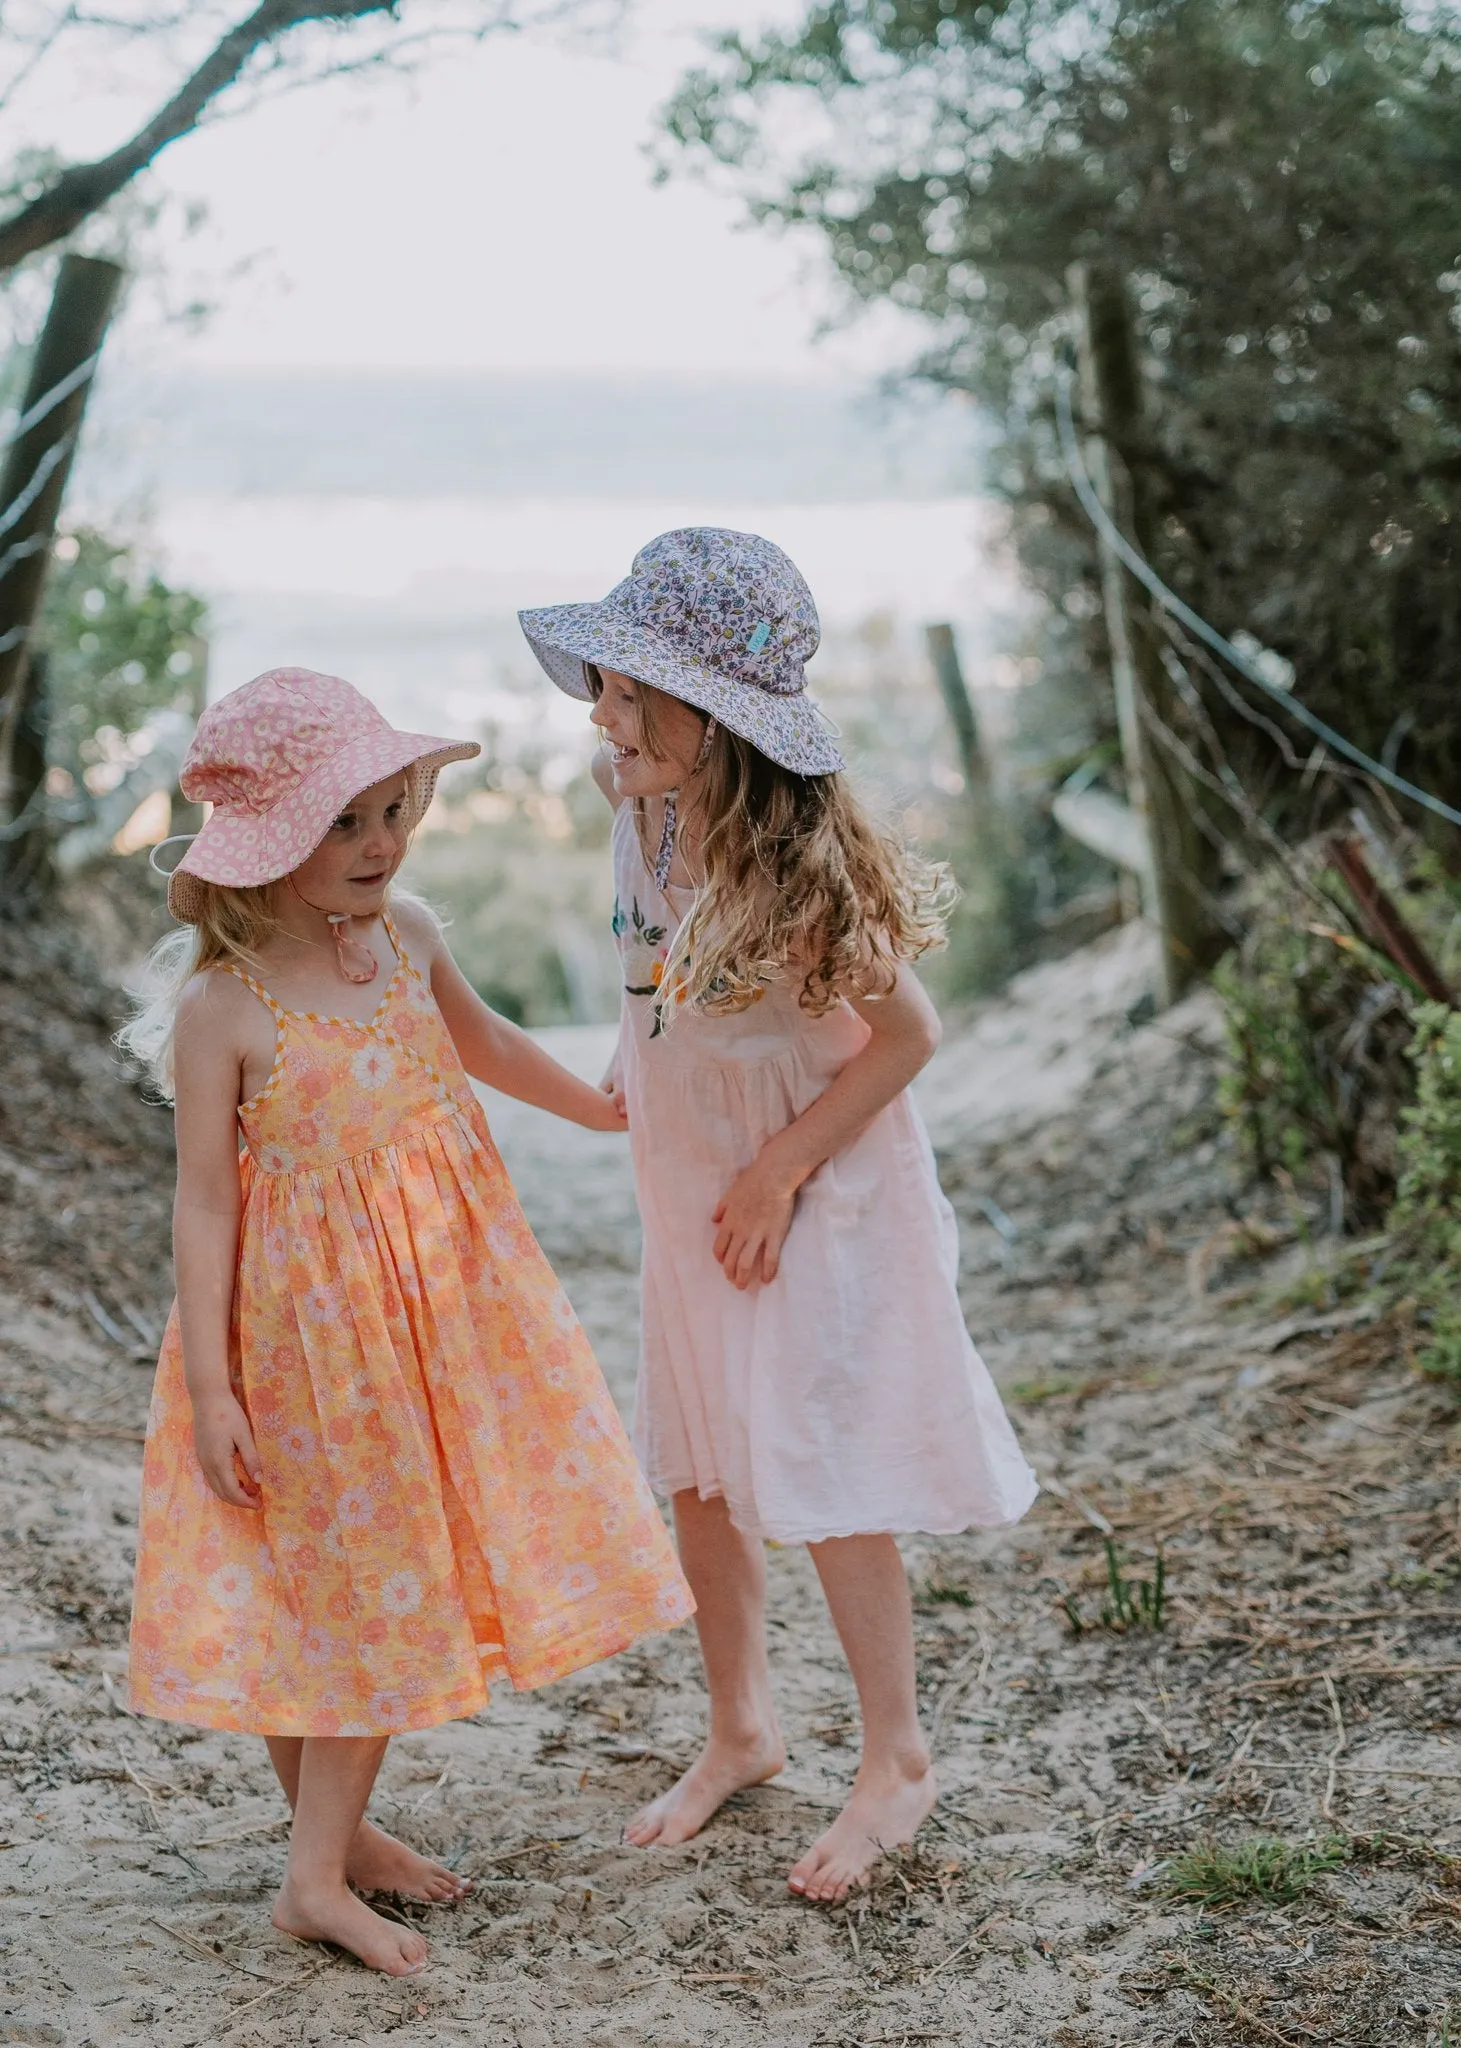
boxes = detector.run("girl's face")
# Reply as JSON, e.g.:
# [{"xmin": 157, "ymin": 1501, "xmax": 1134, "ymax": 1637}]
[
  {"xmin": 590, "ymin": 669, "xmax": 707, "ymax": 798},
  {"xmin": 287, "ymin": 773, "xmax": 410, "ymax": 916}
]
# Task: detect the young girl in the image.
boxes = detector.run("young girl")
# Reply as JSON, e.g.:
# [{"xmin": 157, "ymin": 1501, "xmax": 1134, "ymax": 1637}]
[
  {"xmin": 519, "ymin": 528, "xmax": 1037, "ymax": 1904},
  {"xmin": 123, "ymin": 667, "xmax": 692, "ymax": 1976}
]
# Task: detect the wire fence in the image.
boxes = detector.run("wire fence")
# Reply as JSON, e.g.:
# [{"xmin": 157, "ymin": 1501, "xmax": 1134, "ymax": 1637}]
[
  {"xmin": 0, "ymin": 350, "xmax": 102, "ymax": 845},
  {"xmin": 1053, "ymin": 364, "xmax": 1461, "ymax": 835}
]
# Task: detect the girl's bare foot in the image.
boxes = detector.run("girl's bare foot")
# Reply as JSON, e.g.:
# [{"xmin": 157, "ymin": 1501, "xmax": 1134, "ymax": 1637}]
[
  {"xmin": 625, "ymin": 1730, "xmax": 786, "ymax": 1847},
  {"xmin": 788, "ymin": 1757, "xmax": 937, "ymax": 1903},
  {"xmin": 347, "ymin": 1820, "xmax": 469, "ymax": 1902},
  {"xmin": 273, "ymin": 1875, "xmax": 428, "ymax": 1975}
]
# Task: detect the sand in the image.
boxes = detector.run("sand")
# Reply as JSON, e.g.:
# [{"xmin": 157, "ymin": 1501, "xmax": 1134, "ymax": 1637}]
[{"xmin": 1, "ymin": 920, "xmax": 1458, "ymax": 2046}]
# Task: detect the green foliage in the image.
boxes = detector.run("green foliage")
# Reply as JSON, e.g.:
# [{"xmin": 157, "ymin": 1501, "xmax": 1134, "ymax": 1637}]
[
  {"xmin": 1391, "ymin": 1002, "xmax": 1461, "ymax": 1382},
  {"xmin": 1008, "ymin": 1370, "xmax": 1092, "ymax": 1403},
  {"xmin": 1163, "ymin": 1833, "xmax": 1349, "ymax": 1909},
  {"xmin": 39, "ymin": 526, "xmax": 206, "ymax": 787},
  {"xmin": 666, "ymin": 0, "xmax": 1461, "ymax": 823},
  {"xmin": 1212, "ymin": 848, "xmax": 1453, "ymax": 1225},
  {"xmin": 1061, "ymin": 1538, "xmax": 1166, "ymax": 1635},
  {"xmin": 400, "ymin": 775, "xmax": 617, "ymax": 1028},
  {"xmin": 915, "ymin": 1576, "xmax": 974, "ymax": 1608}
]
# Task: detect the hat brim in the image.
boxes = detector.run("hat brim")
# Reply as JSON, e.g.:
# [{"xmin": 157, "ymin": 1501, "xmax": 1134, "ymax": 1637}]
[
  {"xmin": 167, "ymin": 727, "xmax": 478, "ymax": 922},
  {"xmin": 518, "ymin": 601, "xmax": 844, "ymax": 777}
]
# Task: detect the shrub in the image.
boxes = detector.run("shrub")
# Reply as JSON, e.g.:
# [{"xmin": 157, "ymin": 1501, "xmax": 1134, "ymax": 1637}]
[
  {"xmin": 1391, "ymin": 1003, "xmax": 1461, "ymax": 1382},
  {"xmin": 1214, "ymin": 845, "xmax": 1456, "ymax": 1228}
]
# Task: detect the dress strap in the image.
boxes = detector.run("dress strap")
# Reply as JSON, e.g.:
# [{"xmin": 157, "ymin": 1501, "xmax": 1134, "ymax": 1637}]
[
  {"xmin": 223, "ymin": 960, "xmax": 286, "ymax": 1017},
  {"xmin": 381, "ymin": 904, "xmax": 434, "ymax": 994},
  {"xmin": 380, "ymin": 906, "xmax": 407, "ymax": 970}
]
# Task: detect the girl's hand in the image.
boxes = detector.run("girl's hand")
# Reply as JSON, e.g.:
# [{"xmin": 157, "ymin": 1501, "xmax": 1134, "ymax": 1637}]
[
  {"xmin": 192, "ymin": 1394, "xmax": 263, "ymax": 1510},
  {"xmin": 712, "ymin": 1153, "xmax": 799, "ymax": 1289},
  {"xmin": 578, "ymin": 1083, "xmax": 629, "ymax": 1134},
  {"xmin": 599, "ymin": 1062, "xmax": 627, "ymax": 1122}
]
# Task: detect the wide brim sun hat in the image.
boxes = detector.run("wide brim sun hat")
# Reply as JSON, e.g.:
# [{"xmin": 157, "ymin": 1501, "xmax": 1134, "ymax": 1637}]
[
  {"xmin": 165, "ymin": 666, "xmax": 479, "ymax": 923},
  {"xmin": 518, "ymin": 526, "xmax": 845, "ymax": 777}
]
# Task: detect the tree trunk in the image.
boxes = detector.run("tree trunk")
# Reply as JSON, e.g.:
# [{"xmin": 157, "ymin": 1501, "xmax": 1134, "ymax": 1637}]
[{"xmin": 0, "ymin": 254, "xmax": 124, "ymax": 883}]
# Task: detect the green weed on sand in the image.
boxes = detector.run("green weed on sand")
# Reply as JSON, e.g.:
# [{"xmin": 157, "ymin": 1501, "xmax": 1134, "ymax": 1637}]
[{"xmin": 1164, "ymin": 1833, "xmax": 1349, "ymax": 1910}]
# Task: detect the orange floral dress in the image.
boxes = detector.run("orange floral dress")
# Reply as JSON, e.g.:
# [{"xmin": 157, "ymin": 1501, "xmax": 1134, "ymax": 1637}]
[{"xmin": 129, "ymin": 918, "xmax": 693, "ymax": 1736}]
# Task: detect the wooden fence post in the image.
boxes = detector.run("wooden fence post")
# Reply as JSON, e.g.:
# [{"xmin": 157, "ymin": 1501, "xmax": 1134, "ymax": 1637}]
[
  {"xmin": 1067, "ymin": 261, "xmax": 1221, "ymax": 1004},
  {"xmin": 925, "ymin": 622, "xmax": 990, "ymax": 794},
  {"xmin": 0, "ymin": 254, "xmax": 124, "ymax": 867}
]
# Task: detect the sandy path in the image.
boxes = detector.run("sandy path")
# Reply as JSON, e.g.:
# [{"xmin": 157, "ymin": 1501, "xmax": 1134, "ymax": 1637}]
[{"xmin": 4, "ymin": 927, "xmax": 1459, "ymax": 2044}]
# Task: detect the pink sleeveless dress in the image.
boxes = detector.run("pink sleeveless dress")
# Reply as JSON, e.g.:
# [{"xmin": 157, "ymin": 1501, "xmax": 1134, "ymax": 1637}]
[
  {"xmin": 611, "ymin": 804, "xmax": 1038, "ymax": 1545},
  {"xmin": 129, "ymin": 915, "xmax": 692, "ymax": 1737}
]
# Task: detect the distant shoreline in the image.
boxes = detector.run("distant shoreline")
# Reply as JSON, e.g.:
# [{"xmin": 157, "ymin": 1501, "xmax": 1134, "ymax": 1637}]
[{"xmin": 77, "ymin": 368, "xmax": 990, "ymax": 505}]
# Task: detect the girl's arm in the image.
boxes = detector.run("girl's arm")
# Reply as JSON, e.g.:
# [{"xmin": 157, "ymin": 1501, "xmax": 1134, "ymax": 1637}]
[
  {"xmin": 589, "ymin": 757, "xmax": 627, "ymax": 1112},
  {"xmin": 711, "ymin": 962, "xmax": 942, "ymax": 1289},
  {"xmin": 404, "ymin": 904, "xmax": 626, "ymax": 1132},
  {"xmin": 171, "ymin": 977, "xmax": 264, "ymax": 1509}
]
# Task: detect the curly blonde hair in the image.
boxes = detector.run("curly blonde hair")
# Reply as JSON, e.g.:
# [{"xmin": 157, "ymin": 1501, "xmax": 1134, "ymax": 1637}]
[
  {"xmin": 114, "ymin": 881, "xmax": 289, "ymax": 1102},
  {"xmin": 593, "ymin": 670, "xmax": 952, "ymax": 1019}
]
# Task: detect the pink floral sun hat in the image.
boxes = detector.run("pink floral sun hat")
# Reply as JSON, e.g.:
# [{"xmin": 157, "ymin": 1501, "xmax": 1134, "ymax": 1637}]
[{"xmin": 165, "ymin": 667, "xmax": 479, "ymax": 923}]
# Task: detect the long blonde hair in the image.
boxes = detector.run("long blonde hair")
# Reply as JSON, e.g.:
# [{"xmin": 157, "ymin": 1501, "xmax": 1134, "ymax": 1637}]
[
  {"xmin": 594, "ymin": 671, "xmax": 952, "ymax": 1018},
  {"xmin": 116, "ymin": 881, "xmax": 287, "ymax": 1102}
]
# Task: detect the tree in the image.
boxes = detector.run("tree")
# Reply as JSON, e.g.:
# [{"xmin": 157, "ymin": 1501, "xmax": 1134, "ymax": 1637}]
[{"xmin": 664, "ymin": 0, "xmax": 1461, "ymax": 829}]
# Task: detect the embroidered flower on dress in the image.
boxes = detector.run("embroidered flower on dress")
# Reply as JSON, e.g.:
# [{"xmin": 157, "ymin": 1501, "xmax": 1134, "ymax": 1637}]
[{"xmin": 558, "ymin": 1562, "xmax": 600, "ymax": 1601}]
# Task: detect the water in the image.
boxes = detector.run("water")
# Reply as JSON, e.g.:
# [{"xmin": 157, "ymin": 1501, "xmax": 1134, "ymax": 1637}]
[{"xmin": 74, "ymin": 369, "xmax": 1020, "ymax": 756}]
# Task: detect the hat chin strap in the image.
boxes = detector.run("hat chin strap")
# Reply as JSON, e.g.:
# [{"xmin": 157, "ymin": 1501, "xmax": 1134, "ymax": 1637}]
[
  {"xmin": 285, "ymin": 872, "xmax": 380, "ymax": 986},
  {"xmin": 653, "ymin": 718, "xmax": 718, "ymax": 892},
  {"xmin": 148, "ymin": 833, "xmax": 198, "ymax": 876}
]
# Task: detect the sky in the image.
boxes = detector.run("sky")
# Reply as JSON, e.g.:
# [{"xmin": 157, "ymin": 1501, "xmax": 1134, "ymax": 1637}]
[
  {"xmin": 7, "ymin": 0, "xmax": 1022, "ymax": 745},
  {"xmin": 26, "ymin": 0, "xmax": 919, "ymax": 381}
]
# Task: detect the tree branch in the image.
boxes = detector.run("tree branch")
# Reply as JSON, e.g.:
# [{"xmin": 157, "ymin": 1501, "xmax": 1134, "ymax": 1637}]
[{"xmin": 0, "ymin": 0, "xmax": 398, "ymax": 276}]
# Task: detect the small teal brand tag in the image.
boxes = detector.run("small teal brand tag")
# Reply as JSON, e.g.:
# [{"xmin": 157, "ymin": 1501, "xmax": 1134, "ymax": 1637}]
[{"xmin": 747, "ymin": 620, "xmax": 772, "ymax": 654}]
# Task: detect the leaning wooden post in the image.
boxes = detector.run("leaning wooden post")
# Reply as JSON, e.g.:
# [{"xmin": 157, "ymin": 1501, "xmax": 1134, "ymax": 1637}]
[
  {"xmin": 0, "ymin": 254, "xmax": 124, "ymax": 851},
  {"xmin": 6, "ymin": 646, "xmax": 52, "ymax": 901},
  {"xmin": 925, "ymin": 622, "xmax": 990, "ymax": 795},
  {"xmin": 1067, "ymin": 261, "xmax": 1219, "ymax": 1004}
]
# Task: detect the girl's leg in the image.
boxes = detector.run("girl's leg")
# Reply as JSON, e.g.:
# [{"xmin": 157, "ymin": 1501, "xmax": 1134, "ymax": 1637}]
[
  {"xmin": 625, "ymin": 1489, "xmax": 785, "ymax": 1847},
  {"xmin": 271, "ymin": 1736, "xmax": 428, "ymax": 1975},
  {"xmin": 264, "ymin": 1737, "xmax": 467, "ymax": 1903},
  {"xmin": 788, "ymin": 1533, "xmax": 937, "ymax": 1902}
]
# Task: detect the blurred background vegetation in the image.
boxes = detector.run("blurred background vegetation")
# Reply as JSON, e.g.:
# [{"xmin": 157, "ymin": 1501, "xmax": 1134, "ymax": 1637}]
[{"xmin": 663, "ymin": 0, "xmax": 1461, "ymax": 834}]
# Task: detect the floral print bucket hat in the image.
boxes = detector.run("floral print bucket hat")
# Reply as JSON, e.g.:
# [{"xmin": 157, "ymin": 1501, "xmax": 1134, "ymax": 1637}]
[
  {"xmin": 518, "ymin": 527, "xmax": 845, "ymax": 777},
  {"xmin": 164, "ymin": 667, "xmax": 479, "ymax": 923}
]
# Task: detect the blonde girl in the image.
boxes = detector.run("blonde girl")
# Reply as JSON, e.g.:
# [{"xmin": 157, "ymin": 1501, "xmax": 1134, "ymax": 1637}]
[
  {"xmin": 519, "ymin": 529, "xmax": 1036, "ymax": 1903},
  {"xmin": 123, "ymin": 668, "xmax": 691, "ymax": 1976}
]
